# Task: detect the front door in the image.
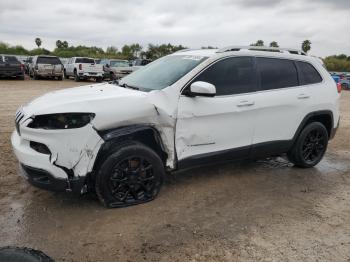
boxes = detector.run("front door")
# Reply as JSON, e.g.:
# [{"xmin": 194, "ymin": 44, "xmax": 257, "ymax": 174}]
[{"xmin": 175, "ymin": 56, "xmax": 259, "ymax": 167}]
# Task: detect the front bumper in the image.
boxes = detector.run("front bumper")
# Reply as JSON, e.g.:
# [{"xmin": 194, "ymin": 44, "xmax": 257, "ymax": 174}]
[
  {"xmin": 19, "ymin": 164, "xmax": 85, "ymax": 193},
  {"xmin": 78, "ymin": 72, "xmax": 103, "ymax": 78},
  {"xmin": 11, "ymin": 120, "xmax": 103, "ymax": 193}
]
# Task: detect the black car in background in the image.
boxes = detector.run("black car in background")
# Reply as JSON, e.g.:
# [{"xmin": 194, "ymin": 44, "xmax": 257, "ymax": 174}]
[{"xmin": 0, "ymin": 55, "xmax": 25, "ymax": 80}]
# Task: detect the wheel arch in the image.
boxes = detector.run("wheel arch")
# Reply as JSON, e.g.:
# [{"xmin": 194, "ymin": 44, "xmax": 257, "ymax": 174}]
[
  {"xmin": 92, "ymin": 125, "xmax": 169, "ymax": 173},
  {"xmin": 293, "ymin": 110, "xmax": 334, "ymax": 142}
]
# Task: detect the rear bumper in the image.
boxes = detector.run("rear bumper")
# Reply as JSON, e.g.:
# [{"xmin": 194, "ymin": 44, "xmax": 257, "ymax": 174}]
[
  {"xmin": 330, "ymin": 117, "xmax": 340, "ymax": 140},
  {"xmin": 78, "ymin": 72, "xmax": 103, "ymax": 78},
  {"xmin": 36, "ymin": 71, "xmax": 63, "ymax": 77},
  {"xmin": 0, "ymin": 71, "xmax": 24, "ymax": 77},
  {"xmin": 19, "ymin": 164, "xmax": 85, "ymax": 193}
]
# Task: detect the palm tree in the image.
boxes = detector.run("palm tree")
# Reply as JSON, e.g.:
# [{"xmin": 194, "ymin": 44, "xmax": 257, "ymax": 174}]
[
  {"xmin": 35, "ymin": 38, "xmax": 42, "ymax": 48},
  {"xmin": 302, "ymin": 40, "xmax": 311, "ymax": 53}
]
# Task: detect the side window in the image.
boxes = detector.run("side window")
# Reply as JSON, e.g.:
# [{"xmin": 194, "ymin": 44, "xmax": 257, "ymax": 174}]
[
  {"xmin": 192, "ymin": 57, "xmax": 256, "ymax": 96},
  {"xmin": 257, "ymin": 58, "xmax": 298, "ymax": 90},
  {"xmin": 296, "ymin": 61, "xmax": 322, "ymax": 85}
]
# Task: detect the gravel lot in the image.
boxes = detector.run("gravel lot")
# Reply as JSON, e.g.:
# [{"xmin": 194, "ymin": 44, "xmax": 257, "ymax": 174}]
[{"xmin": 1, "ymin": 78, "xmax": 350, "ymax": 261}]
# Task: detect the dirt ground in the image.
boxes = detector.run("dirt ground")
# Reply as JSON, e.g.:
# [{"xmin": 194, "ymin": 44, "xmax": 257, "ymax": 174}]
[{"xmin": 1, "ymin": 78, "xmax": 350, "ymax": 262}]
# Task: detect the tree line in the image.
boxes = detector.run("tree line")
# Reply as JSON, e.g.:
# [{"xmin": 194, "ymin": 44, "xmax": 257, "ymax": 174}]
[
  {"xmin": 0, "ymin": 38, "xmax": 348, "ymax": 71},
  {"xmin": 1, "ymin": 38, "xmax": 187, "ymax": 60}
]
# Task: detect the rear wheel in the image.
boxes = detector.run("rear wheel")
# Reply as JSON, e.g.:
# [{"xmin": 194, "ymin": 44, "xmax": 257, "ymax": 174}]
[
  {"xmin": 110, "ymin": 72, "xmax": 116, "ymax": 80},
  {"xmin": 288, "ymin": 122, "xmax": 328, "ymax": 168},
  {"xmin": 74, "ymin": 70, "xmax": 80, "ymax": 82},
  {"xmin": 18, "ymin": 74, "xmax": 25, "ymax": 80},
  {"xmin": 57, "ymin": 76, "xmax": 63, "ymax": 81},
  {"xmin": 342, "ymin": 83, "xmax": 349, "ymax": 90},
  {"xmin": 95, "ymin": 141, "xmax": 165, "ymax": 208},
  {"xmin": 96, "ymin": 77, "xmax": 102, "ymax": 83},
  {"xmin": 33, "ymin": 71, "xmax": 38, "ymax": 80},
  {"xmin": 64, "ymin": 70, "xmax": 69, "ymax": 79}
]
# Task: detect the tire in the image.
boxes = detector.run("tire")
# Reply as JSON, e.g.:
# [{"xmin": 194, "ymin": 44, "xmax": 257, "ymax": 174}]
[
  {"xmin": 0, "ymin": 246, "xmax": 54, "ymax": 262},
  {"xmin": 33, "ymin": 71, "xmax": 38, "ymax": 80},
  {"xmin": 110, "ymin": 72, "xmax": 116, "ymax": 80},
  {"xmin": 64, "ymin": 70, "xmax": 69, "ymax": 79},
  {"xmin": 74, "ymin": 70, "xmax": 80, "ymax": 82},
  {"xmin": 96, "ymin": 77, "xmax": 102, "ymax": 83},
  {"xmin": 57, "ymin": 76, "xmax": 63, "ymax": 81},
  {"xmin": 288, "ymin": 122, "xmax": 328, "ymax": 168},
  {"xmin": 18, "ymin": 74, "xmax": 25, "ymax": 80},
  {"xmin": 95, "ymin": 141, "xmax": 165, "ymax": 208}
]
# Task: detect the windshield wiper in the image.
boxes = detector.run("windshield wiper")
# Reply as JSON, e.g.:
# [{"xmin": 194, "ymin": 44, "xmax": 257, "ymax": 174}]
[{"xmin": 120, "ymin": 83, "xmax": 139, "ymax": 90}]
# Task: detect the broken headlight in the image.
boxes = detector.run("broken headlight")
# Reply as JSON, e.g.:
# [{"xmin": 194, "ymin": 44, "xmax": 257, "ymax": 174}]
[{"xmin": 28, "ymin": 113, "xmax": 95, "ymax": 130}]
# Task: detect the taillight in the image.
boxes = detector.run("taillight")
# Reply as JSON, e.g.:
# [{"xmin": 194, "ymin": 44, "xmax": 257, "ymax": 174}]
[
  {"xmin": 79, "ymin": 64, "xmax": 82, "ymax": 70},
  {"xmin": 20, "ymin": 64, "xmax": 24, "ymax": 71},
  {"xmin": 337, "ymin": 82, "xmax": 342, "ymax": 93}
]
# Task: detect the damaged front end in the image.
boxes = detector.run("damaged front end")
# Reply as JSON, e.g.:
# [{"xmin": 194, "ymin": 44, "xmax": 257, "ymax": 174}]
[{"xmin": 11, "ymin": 110, "xmax": 103, "ymax": 194}]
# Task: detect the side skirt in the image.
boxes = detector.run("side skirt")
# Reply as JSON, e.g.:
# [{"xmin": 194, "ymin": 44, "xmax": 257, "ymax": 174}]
[{"xmin": 177, "ymin": 140, "xmax": 293, "ymax": 170}]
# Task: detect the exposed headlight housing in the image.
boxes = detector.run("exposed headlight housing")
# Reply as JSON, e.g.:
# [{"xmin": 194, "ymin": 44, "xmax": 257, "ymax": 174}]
[{"xmin": 28, "ymin": 113, "xmax": 95, "ymax": 130}]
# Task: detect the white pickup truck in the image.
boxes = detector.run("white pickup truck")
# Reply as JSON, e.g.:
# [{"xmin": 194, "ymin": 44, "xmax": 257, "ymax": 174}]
[{"xmin": 64, "ymin": 57, "xmax": 104, "ymax": 82}]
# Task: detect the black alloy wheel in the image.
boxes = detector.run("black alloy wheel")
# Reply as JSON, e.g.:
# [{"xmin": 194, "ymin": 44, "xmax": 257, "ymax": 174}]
[
  {"xmin": 301, "ymin": 128, "xmax": 327, "ymax": 164},
  {"xmin": 288, "ymin": 122, "xmax": 328, "ymax": 168},
  {"xmin": 95, "ymin": 141, "xmax": 164, "ymax": 208}
]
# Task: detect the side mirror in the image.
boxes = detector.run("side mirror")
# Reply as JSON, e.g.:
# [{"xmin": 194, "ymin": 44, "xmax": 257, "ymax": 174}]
[{"xmin": 187, "ymin": 81, "xmax": 216, "ymax": 97}]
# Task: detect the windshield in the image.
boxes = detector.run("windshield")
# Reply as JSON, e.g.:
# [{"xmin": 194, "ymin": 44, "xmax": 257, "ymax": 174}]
[
  {"xmin": 110, "ymin": 60, "xmax": 129, "ymax": 67},
  {"xmin": 120, "ymin": 55, "xmax": 207, "ymax": 90}
]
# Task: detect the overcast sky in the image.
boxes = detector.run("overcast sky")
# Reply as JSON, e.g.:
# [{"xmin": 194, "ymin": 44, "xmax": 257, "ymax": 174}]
[{"xmin": 0, "ymin": 0, "xmax": 349, "ymax": 57}]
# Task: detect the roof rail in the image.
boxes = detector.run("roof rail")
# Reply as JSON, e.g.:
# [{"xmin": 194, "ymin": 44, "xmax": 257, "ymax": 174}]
[{"xmin": 216, "ymin": 46, "xmax": 307, "ymax": 55}]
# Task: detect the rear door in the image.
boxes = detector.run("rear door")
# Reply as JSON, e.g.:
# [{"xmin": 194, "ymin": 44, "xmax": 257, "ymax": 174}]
[
  {"xmin": 251, "ymin": 57, "xmax": 310, "ymax": 156},
  {"xmin": 175, "ymin": 56, "xmax": 259, "ymax": 165}
]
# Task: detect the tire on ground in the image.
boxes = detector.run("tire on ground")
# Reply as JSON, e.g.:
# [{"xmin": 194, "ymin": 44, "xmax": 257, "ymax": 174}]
[
  {"xmin": 288, "ymin": 121, "xmax": 328, "ymax": 168},
  {"xmin": 95, "ymin": 141, "xmax": 165, "ymax": 208}
]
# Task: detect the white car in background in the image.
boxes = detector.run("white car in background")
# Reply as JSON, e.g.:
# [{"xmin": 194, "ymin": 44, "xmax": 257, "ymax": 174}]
[
  {"xmin": 64, "ymin": 57, "xmax": 104, "ymax": 82},
  {"xmin": 12, "ymin": 46, "xmax": 340, "ymax": 208},
  {"xmin": 100, "ymin": 59, "xmax": 134, "ymax": 80}
]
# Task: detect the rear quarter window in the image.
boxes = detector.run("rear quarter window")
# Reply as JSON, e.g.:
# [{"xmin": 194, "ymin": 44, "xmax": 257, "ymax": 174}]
[
  {"xmin": 257, "ymin": 57, "xmax": 299, "ymax": 90},
  {"xmin": 296, "ymin": 61, "xmax": 323, "ymax": 85}
]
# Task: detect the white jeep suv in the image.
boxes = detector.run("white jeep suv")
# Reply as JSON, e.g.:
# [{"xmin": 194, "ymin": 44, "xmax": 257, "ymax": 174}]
[{"xmin": 11, "ymin": 46, "xmax": 340, "ymax": 208}]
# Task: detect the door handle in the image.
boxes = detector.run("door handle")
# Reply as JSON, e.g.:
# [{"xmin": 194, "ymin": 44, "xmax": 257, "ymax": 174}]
[
  {"xmin": 237, "ymin": 101, "xmax": 255, "ymax": 107},
  {"xmin": 297, "ymin": 94, "xmax": 310, "ymax": 99}
]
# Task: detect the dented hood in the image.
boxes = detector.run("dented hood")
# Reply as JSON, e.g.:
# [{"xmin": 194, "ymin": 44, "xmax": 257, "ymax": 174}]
[{"xmin": 21, "ymin": 83, "xmax": 175, "ymax": 130}]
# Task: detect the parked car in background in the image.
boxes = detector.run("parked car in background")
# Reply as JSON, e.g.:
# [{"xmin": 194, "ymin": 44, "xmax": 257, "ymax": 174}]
[
  {"xmin": 340, "ymin": 74, "xmax": 350, "ymax": 90},
  {"xmin": 29, "ymin": 55, "xmax": 63, "ymax": 80},
  {"xmin": 330, "ymin": 72, "xmax": 350, "ymax": 90},
  {"xmin": 0, "ymin": 55, "xmax": 25, "ymax": 80},
  {"xmin": 12, "ymin": 46, "xmax": 340, "ymax": 208},
  {"xmin": 64, "ymin": 57, "xmax": 103, "ymax": 82},
  {"xmin": 24, "ymin": 56, "xmax": 33, "ymax": 74},
  {"xmin": 131, "ymin": 58, "xmax": 152, "ymax": 68},
  {"xmin": 100, "ymin": 59, "xmax": 134, "ymax": 80}
]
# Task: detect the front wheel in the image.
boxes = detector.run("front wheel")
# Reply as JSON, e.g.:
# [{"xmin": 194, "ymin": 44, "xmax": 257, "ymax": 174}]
[
  {"xmin": 74, "ymin": 71, "xmax": 80, "ymax": 82},
  {"xmin": 95, "ymin": 141, "xmax": 165, "ymax": 208},
  {"xmin": 288, "ymin": 122, "xmax": 328, "ymax": 168}
]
